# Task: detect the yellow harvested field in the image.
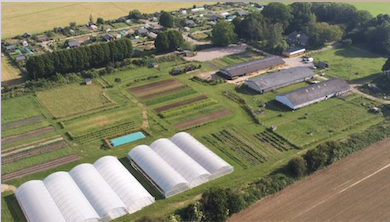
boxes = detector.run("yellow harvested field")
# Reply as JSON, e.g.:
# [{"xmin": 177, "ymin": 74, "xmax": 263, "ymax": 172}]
[
  {"xmin": 1, "ymin": 2, "xmax": 214, "ymax": 38},
  {"xmin": 1, "ymin": 56, "xmax": 23, "ymax": 85}
]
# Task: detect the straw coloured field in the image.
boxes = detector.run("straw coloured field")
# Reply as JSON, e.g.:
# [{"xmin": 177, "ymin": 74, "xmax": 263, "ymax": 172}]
[
  {"xmin": 1, "ymin": 2, "xmax": 214, "ymax": 38},
  {"xmin": 36, "ymin": 83, "xmax": 113, "ymax": 118}
]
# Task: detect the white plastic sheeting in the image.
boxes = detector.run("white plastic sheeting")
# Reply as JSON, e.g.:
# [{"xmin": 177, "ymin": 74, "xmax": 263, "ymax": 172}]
[
  {"xmin": 15, "ymin": 180, "xmax": 67, "ymax": 222},
  {"xmin": 94, "ymin": 156, "xmax": 155, "ymax": 213},
  {"xmin": 43, "ymin": 172, "xmax": 100, "ymax": 222},
  {"xmin": 128, "ymin": 145, "xmax": 189, "ymax": 198},
  {"xmin": 69, "ymin": 164, "xmax": 127, "ymax": 222},
  {"xmin": 170, "ymin": 132, "xmax": 234, "ymax": 180},
  {"xmin": 150, "ymin": 138, "xmax": 210, "ymax": 188}
]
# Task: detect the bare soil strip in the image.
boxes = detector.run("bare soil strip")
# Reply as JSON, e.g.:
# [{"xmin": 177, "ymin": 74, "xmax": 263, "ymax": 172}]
[
  {"xmin": 140, "ymin": 85, "xmax": 187, "ymax": 100},
  {"xmin": 2, "ymin": 141, "xmax": 68, "ymax": 165},
  {"xmin": 2, "ymin": 154, "xmax": 80, "ymax": 182},
  {"xmin": 154, "ymin": 95, "xmax": 208, "ymax": 113},
  {"xmin": 128, "ymin": 78, "xmax": 177, "ymax": 92},
  {"xmin": 133, "ymin": 81, "xmax": 185, "ymax": 98},
  {"xmin": 1, "ymin": 115, "xmax": 46, "ymax": 131},
  {"xmin": 1, "ymin": 126, "xmax": 55, "ymax": 145},
  {"xmin": 228, "ymin": 138, "xmax": 390, "ymax": 222},
  {"xmin": 1, "ymin": 136, "xmax": 63, "ymax": 155},
  {"xmin": 175, "ymin": 109, "xmax": 232, "ymax": 130}
]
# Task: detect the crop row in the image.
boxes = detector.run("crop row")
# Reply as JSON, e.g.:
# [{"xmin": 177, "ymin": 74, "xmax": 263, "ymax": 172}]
[
  {"xmin": 144, "ymin": 87, "xmax": 197, "ymax": 106},
  {"xmin": 254, "ymin": 131, "xmax": 298, "ymax": 152},
  {"xmin": 205, "ymin": 129, "xmax": 267, "ymax": 168},
  {"xmin": 69, "ymin": 121, "xmax": 136, "ymax": 144},
  {"xmin": 160, "ymin": 99, "xmax": 217, "ymax": 118}
]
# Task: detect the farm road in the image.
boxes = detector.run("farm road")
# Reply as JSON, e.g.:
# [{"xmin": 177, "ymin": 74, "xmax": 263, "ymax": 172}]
[
  {"xmin": 350, "ymin": 84, "xmax": 390, "ymax": 105},
  {"xmin": 228, "ymin": 138, "xmax": 390, "ymax": 222}
]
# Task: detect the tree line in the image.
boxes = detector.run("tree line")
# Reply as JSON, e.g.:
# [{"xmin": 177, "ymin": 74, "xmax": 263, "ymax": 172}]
[
  {"xmin": 26, "ymin": 38, "xmax": 133, "ymax": 79},
  {"xmin": 211, "ymin": 2, "xmax": 390, "ymax": 55}
]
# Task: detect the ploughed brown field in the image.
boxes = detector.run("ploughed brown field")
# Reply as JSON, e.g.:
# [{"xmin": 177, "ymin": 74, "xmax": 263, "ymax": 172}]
[
  {"xmin": 154, "ymin": 95, "xmax": 208, "ymax": 113},
  {"xmin": 228, "ymin": 138, "xmax": 390, "ymax": 222},
  {"xmin": 128, "ymin": 78, "xmax": 185, "ymax": 98},
  {"xmin": 1, "ymin": 126, "xmax": 55, "ymax": 145},
  {"xmin": 2, "ymin": 154, "xmax": 80, "ymax": 182},
  {"xmin": 175, "ymin": 109, "xmax": 232, "ymax": 130}
]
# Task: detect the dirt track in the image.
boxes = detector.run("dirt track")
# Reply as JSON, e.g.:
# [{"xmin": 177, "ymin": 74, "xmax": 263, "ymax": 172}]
[{"xmin": 229, "ymin": 138, "xmax": 390, "ymax": 222}]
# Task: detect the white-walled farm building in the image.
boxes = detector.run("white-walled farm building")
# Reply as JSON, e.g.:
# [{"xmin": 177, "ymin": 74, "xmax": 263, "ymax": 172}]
[
  {"xmin": 276, "ymin": 78, "xmax": 350, "ymax": 110},
  {"xmin": 15, "ymin": 156, "xmax": 155, "ymax": 222},
  {"xmin": 244, "ymin": 67, "xmax": 315, "ymax": 94},
  {"xmin": 128, "ymin": 132, "xmax": 233, "ymax": 198},
  {"xmin": 218, "ymin": 56, "xmax": 285, "ymax": 80},
  {"xmin": 282, "ymin": 47, "xmax": 306, "ymax": 58}
]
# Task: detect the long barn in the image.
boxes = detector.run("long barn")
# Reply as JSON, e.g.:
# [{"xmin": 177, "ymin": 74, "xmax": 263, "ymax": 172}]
[
  {"xmin": 275, "ymin": 78, "xmax": 350, "ymax": 110},
  {"xmin": 218, "ymin": 56, "xmax": 285, "ymax": 80},
  {"xmin": 244, "ymin": 67, "xmax": 315, "ymax": 94}
]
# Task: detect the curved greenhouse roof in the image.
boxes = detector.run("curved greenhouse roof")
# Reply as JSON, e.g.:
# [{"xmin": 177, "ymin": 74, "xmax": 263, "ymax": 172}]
[
  {"xmin": 150, "ymin": 138, "xmax": 210, "ymax": 188},
  {"xmin": 170, "ymin": 132, "xmax": 234, "ymax": 179},
  {"xmin": 69, "ymin": 164, "xmax": 127, "ymax": 221},
  {"xmin": 94, "ymin": 156, "xmax": 155, "ymax": 213},
  {"xmin": 15, "ymin": 180, "xmax": 67, "ymax": 222},
  {"xmin": 43, "ymin": 172, "xmax": 100, "ymax": 222},
  {"xmin": 128, "ymin": 145, "xmax": 189, "ymax": 198}
]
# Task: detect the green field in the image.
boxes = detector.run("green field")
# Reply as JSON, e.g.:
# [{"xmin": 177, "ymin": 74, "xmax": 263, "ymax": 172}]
[
  {"xmin": 1, "ymin": 96, "xmax": 42, "ymax": 124},
  {"xmin": 1, "ymin": 55, "xmax": 386, "ymax": 222},
  {"xmin": 1, "ymin": 120, "xmax": 51, "ymax": 138},
  {"xmin": 312, "ymin": 47, "xmax": 386, "ymax": 81},
  {"xmin": 1, "ymin": 2, "xmax": 215, "ymax": 39},
  {"xmin": 36, "ymin": 83, "xmax": 113, "ymax": 118}
]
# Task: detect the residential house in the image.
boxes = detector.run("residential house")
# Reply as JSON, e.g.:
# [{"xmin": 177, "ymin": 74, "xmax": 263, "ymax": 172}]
[
  {"xmin": 22, "ymin": 32, "xmax": 31, "ymax": 38},
  {"xmin": 136, "ymin": 28, "xmax": 148, "ymax": 36},
  {"xmin": 287, "ymin": 31, "xmax": 310, "ymax": 46}
]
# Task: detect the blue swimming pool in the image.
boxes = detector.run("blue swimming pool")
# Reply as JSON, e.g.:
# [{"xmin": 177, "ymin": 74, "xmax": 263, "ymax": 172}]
[{"xmin": 110, "ymin": 132, "xmax": 145, "ymax": 147}]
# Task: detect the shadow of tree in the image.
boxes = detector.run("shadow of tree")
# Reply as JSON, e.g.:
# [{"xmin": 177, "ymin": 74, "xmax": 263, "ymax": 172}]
[{"xmin": 3, "ymin": 194, "xmax": 26, "ymax": 222}]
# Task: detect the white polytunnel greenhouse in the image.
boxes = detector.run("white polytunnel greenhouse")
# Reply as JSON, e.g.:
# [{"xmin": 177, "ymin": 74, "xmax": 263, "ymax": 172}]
[
  {"xmin": 43, "ymin": 172, "xmax": 100, "ymax": 222},
  {"xmin": 170, "ymin": 132, "xmax": 234, "ymax": 180},
  {"xmin": 128, "ymin": 145, "xmax": 190, "ymax": 198},
  {"xmin": 69, "ymin": 164, "xmax": 127, "ymax": 222},
  {"xmin": 94, "ymin": 156, "xmax": 155, "ymax": 213},
  {"xmin": 150, "ymin": 138, "xmax": 211, "ymax": 188},
  {"xmin": 15, "ymin": 180, "xmax": 67, "ymax": 222}
]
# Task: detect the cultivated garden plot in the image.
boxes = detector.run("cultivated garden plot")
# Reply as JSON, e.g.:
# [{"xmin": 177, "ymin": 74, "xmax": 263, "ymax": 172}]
[
  {"xmin": 174, "ymin": 109, "xmax": 232, "ymax": 130},
  {"xmin": 1, "ymin": 115, "xmax": 46, "ymax": 131},
  {"xmin": 1, "ymin": 126, "xmax": 55, "ymax": 145},
  {"xmin": 36, "ymin": 83, "xmax": 113, "ymax": 118}
]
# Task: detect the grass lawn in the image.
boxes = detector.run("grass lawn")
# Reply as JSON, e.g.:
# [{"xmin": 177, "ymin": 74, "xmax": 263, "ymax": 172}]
[
  {"xmin": 1, "ymin": 2, "xmax": 215, "ymax": 38},
  {"xmin": 1, "ymin": 95, "xmax": 42, "ymax": 124},
  {"xmin": 312, "ymin": 47, "xmax": 386, "ymax": 81},
  {"xmin": 64, "ymin": 106, "xmax": 142, "ymax": 136},
  {"xmin": 36, "ymin": 83, "xmax": 113, "ymax": 118}
]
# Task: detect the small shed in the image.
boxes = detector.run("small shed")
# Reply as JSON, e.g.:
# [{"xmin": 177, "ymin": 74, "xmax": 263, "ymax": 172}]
[
  {"xmin": 282, "ymin": 47, "xmax": 306, "ymax": 58},
  {"xmin": 209, "ymin": 15, "xmax": 219, "ymax": 21},
  {"xmin": 57, "ymin": 27, "xmax": 64, "ymax": 32},
  {"xmin": 270, "ymin": 125, "xmax": 277, "ymax": 131},
  {"xmin": 89, "ymin": 25, "xmax": 98, "ymax": 31},
  {"xmin": 317, "ymin": 61, "xmax": 329, "ymax": 69},
  {"xmin": 120, "ymin": 30, "xmax": 128, "ymax": 36},
  {"xmin": 180, "ymin": 50, "xmax": 195, "ymax": 57},
  {"xmin": 384, "ymin": 69, "xmax": 390, "ymax": 77},
  {"xmin": 69, "ymin": 29, "xmax": 76, "ymax": 35},
  {"xmin": 22, "ymin": 41, "xmax": 29, "ymax": 47},
  {"xmin": 68, "ymin": 40, "xmax": 80, "ymax": 48},
  {"xmin": 151, "ymin": 62, "xmax": 159, "ymax": 68},
  {"xmin": 147, "ymin": 32, "xmax": 157, "ymax": 39},
  {"xmin": 22, "ymin": 32, "xmax": 31, "ymax": 38},
  {"xmin": 117, "ymin": 16, "xmax": 127, "ymax": 22},
  {"xmin": 136, "ymin": 28, "xmax": 148, "ymax": 35},
  {"xmin": 184, "ymin": 27, "xmax": 190, "ymax": 32},
  {"xmin": 236, "ymin": 11, "xmax": 247, "ymax": 17},
  {"xmin": 102, "ymin": 34, "xmax": 114, "ymax": 42},
  {"xmin": 15, "ymin": 56, "xmax": 26, "ymax": 63},
  {"xmin": 85, "ymin": 78, "xmax": 93, "ymax": 85},
  {"xmin": 5, "ymin": 45, "xmax": 16, "ymax": 51},
  {"xmin": 185, "ymin": 20, "xmax": 195, "ymax": 26}
]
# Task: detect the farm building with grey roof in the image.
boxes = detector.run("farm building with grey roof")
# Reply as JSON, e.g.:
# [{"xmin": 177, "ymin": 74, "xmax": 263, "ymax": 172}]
[
  {"xmin": 276, "ymin": 78, "xmax": 350, "ymax": 110},
  {"xmin": 245, "ymin": 67, "xmax": 315, "ymax": 94},
  {"xmin": 218, "ymin": 56, "xmax": 285, "ymax": 80}
]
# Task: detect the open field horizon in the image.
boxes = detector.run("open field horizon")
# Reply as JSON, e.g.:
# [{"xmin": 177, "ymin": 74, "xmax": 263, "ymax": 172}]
[{"xmin": 1, "ymin": 2, "xmax": 214, "ymax": 39}]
